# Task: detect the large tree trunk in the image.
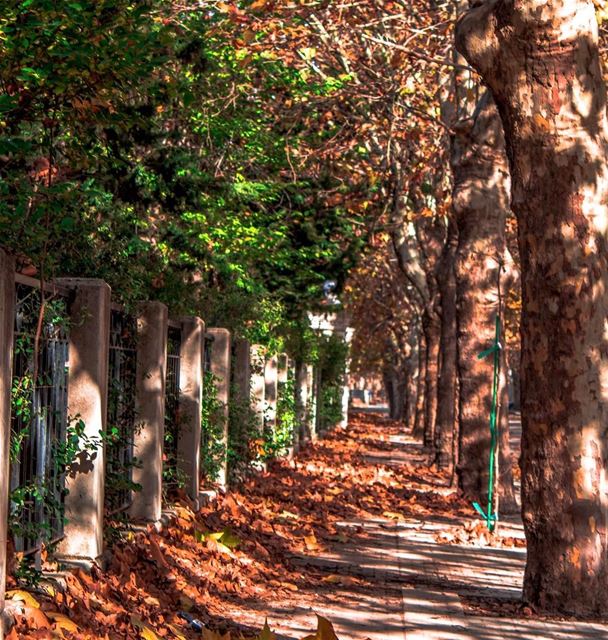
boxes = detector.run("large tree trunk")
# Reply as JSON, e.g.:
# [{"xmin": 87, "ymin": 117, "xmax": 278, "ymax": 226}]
[
  {"xmin": 435, "ymin": 219, "xmax": 459, "ymax": 473},
  {"xmin": 453, "ymin": 91, "xmax": 513, "ymax": 505},
  {"xmin": 422, "ymin": 310, "xmax": 441, "ymax": 449},
  {"xmin": 412, "ymin": 332, "xmax": 427, "ymax": 439},
  {"xmin": 404, "ymin": 336, "xmax": 419, "ymax": 431},
  {"xmin": 383, "ymin": 369, "xmax": 396, "ymax": 419},
  {"xmin": 498, "ymin": 347, "xmax": 519, "ymax": 514},
  {"xmin": 383, "ymin": 367, "xmax": 406, "ymax": 421},
  {"xmin": 457, "ymin": 0, "xmax": 608, "ymax": 615}
]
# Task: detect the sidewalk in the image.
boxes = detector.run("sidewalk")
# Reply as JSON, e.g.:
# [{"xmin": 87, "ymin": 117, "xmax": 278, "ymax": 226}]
[{"xmin": 235, "ymin": 415, "xmax": 608, "ymax": 640}]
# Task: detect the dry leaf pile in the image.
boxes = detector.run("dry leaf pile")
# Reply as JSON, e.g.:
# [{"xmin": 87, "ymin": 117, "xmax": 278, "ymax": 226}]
[
  {"xmin": 7, "ymin": 411, "xmax": 472, "ymax": 639},
  {"xmin": 436, "ymin": 520, "xmax": 527, "ymax": 549}
]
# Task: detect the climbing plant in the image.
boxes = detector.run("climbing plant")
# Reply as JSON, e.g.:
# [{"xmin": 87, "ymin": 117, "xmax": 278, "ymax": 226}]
[
  {"xmin": 227, "ymin": 387, "xmax": 262, "ymax": 483},
  {"xmin": 273, "ymin": 372, "xmax": 297, "ymax": 456},
  {"xmin": 200, "ymin": 372, "xmax": 226, "ymax": 485},
  {"xmin": 316, "ymin": 334, "xmax": 349, "ymax": 433}
]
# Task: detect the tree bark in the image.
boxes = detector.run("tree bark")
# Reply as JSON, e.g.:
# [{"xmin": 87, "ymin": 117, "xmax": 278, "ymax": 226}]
[
  {"xmin": 422, "ymin": 310, "xmax": 441, "ymax": 450},
  {"xmin": 498, "ymin": 347, "xmax": 519, "ymax": 514},
  {"xmin": 404, "ymin": 335, "xmax": 419, "ymax": 431},
  {"xmin": 384, "ymin": 367, "xmax": 406, "ymax": 421},
  {"xmin": 457, "ymin": 0, "xmax": 608, "ymax": 615},
  {"xmin": 413, "ymin": 332, "xmax": 427, "ymax": 439},
  {"xmin": 453, "ymin": 91, "xmax": 513, "ymax": 505},
  {"xmin": 435, "ymin": 219, "xmax": 459, "ymax": 472}
]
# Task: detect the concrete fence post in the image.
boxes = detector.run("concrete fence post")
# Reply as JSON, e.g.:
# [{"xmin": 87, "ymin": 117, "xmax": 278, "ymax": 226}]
[
  {"xmin": 233, "ymin": 338, "xmax": 251, "ymax": 405},
  {"xmin": 264, "ymin": 355, "xmax": 278, "ymax": 435},
  {"xmin": 277, "ymin": 354, "xmax": 288, "ymax": 387},
  {"xmin": 340, "ymin": 328, "xmax": 354, "ymax": 429},
  {"xmin": 177, "ymin": 317, "xmax": 204, "ymax": 505},
  {"xmin": 208, "ymin": 328, "xmax": 231, "ymax": 488},
  {"xmin": 55, "ymin": 278, "xmax": 111, "ymax": 567},
  {"xmin": 294, "ymin": 358, "xmax": 308, "ymax": 451},
  {"xmin": 307, "ymin": 364, "xmax": 319, "ymax": 442},
  {"xmin": 250, "ymin": 345, "xmax": 266, "ymax": 433},
  {"xmin": 130, "ymin": 302, "xmax": 168, "ymax": 522},
  {"xmin": 0, "ymin": 251, "xmax": 15, "ymax": 633}
]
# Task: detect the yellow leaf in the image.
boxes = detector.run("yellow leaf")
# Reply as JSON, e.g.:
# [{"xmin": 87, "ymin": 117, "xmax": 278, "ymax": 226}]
[
  {"xmin": 6, "ymin": 589, "xmax": 41, "ymax": 608},
  {"xmin": 302, "ymin": 615, "xmax": 339, "ymax": 640},
  {"xmin": 219, "ymin": 528, "xmax": 240, "ymax": 550},
  {"xmin": 167, "ymin": 624, "xmax": 188, "ymax": 640},
  {"xmin": 41, "ymin": 584, "xmax": 57, "ymax": 598},
  {"xmin": 315, "ymin": 615, "xmax": 339, "ymax": 640},
  {"xmin": 47, "ymin": 612, "xmax": 79, "ymax": 634},
  {"xmin": 130, "ymin": 614, "xmax": 160, "ymax": 640},
  {"xmin": 382, "ymin": 510, "xmax": 405, "ymax": 521},
  {"xmin": 304, "ymin": 534, "xmax": 318, "ymax": 551},
  {"xmin": 250, "ymin": 0, "xmax": 267, "ymax": 8},
  {"xmin": 256, "ymin": 619, "xmax": 277, "ymax": 640}
]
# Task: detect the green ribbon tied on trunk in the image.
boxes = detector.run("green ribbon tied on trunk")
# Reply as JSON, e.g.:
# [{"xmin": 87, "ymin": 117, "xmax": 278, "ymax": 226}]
[{"xmin": 472, "ymin": 315, "xmax": 501, "ymax": 533}]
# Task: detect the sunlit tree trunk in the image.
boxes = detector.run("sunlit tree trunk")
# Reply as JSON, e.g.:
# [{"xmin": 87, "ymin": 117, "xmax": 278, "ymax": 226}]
[
  {"xmin": 405, "ymin": 334, "xmax": 419, "ymax": 430},
  {"xmin": 498, "ymin": 346, "xmax": 518, "ymax": 513},
  {"xmin": 435, "ymin": 219, "xmax": 459, "ymax": 472},
  {"xmin": 422, "ymin": 309, "xmax": 441, "ymax": 449},
  {"xmin": 453, "ymin": 91, "xmax": 514, "ymax": 505},
  {"xmin": 458, "ymin": 0, "xmax": 608, "ymax": 614}
]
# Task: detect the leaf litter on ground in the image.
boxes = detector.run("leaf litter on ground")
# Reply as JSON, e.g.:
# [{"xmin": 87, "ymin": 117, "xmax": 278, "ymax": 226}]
[{"xmin": 7, "ymin": 411, "xmax": 478, "ymax": 639}]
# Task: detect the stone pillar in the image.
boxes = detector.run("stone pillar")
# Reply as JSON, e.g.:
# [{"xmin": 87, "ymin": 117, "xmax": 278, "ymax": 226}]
[
  {"xmin": 130, "ymin": 302, "xmax": 168, "ymax": 522},
  {"xmin": 208, "ymin": 328, "xmax": 231, "ymax": 487},
  {"xmin": 233, "ymin": 339, "xmax": 251, "ymax": 405},
  {"xmin": 277, "ymin": 354, "xmax": 288, "ymax": 387},
  {"xmin": 264, "ymin": 355, "xmax": 278, "ymax": 434},
  {"xmin": 177, "ymin": 317, "xmax": 204, "ymax": 505},
  {"xmin": 250, "ymin": 345, "xmax": 266, "ymax": 432},
  {"xmin": 0, "ymin": 251, "xmax": 15, "ymax": 630},
  {"xmin": 294, "ymin": 359, "xmax": 308, "ymax": 450},
  {"xmin": 340, "ymin": 328, "xmax": 354, "ymax": 430},
  {"xmin": 55, "ymin": 278, "xmax": 110, "ymax": 566},
  {"xmin": 308, "ymin": 365, "xmax": 319, "ymax": 441}
]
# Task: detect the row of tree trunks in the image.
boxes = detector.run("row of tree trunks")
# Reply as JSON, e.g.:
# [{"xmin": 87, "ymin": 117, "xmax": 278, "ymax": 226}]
[{"xmin": 457, "ymin": 0, "xmax": 608, "ymax": 616}]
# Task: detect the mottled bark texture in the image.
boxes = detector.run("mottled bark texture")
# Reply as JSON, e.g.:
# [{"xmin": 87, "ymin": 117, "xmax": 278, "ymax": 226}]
[
  {"xmin": 413, "ymin": 333, "xmax": 427, "ymax": 439},
  {"xmin": 384, "ymin": 367, "xmax": 406, "ymax": 421},
  {"xmin": 498, "ymin": 347, "xmax": 519, "ymax": 513},
  {"xmin": 405, "ymin": 333, "xmax": 420, "ymax": 430},
  {"xmin": 453, "ymin": 91, "xmax": 514, "ymax": 506},
  {"xmin": 435, "ymin": 219, "xmax": 459, "ymax": 472},
  {"xmin": 457, "ymin": 0, "xmax": 608, "ymax": 615},
  {"xmin": 422, "ymin": 310, "xmax": 441, "ymax": 449}
]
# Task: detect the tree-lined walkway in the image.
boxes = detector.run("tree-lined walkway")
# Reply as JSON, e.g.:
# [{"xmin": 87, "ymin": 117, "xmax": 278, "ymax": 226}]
[
  {"xmin": 7, "ymin": 404, "xmax": 608, "ymax": 639},
  {"xmin": 251, "ymin": 412, "xmax": 607, "ymax": 639}
]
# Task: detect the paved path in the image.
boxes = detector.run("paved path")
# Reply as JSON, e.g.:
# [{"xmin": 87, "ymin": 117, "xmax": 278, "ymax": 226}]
[{"xmin": 229, "ymin": 417, "xmax": 608, "ymax": 639}]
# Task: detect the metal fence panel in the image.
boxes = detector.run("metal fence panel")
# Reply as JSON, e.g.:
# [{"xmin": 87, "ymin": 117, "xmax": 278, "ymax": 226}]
[
  {"xmin": 163, "ymin": 325, "xmax": 182, "ymax": 494},
  {"xmin": 105, "ymin": 308, "xmax": 137, "ymax": 513},
  {"xmin": 10, "ymin": 283, "xmax": 70, "ymax": 555}
]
